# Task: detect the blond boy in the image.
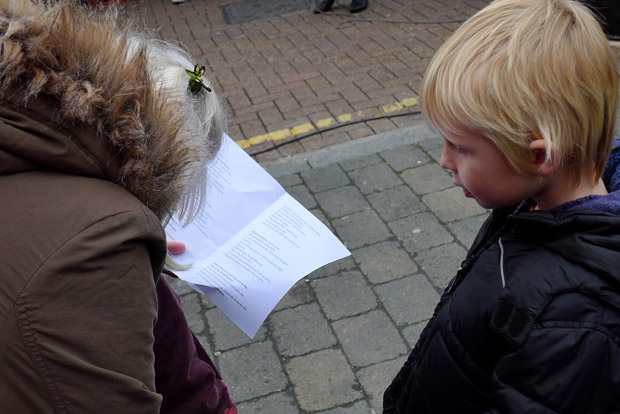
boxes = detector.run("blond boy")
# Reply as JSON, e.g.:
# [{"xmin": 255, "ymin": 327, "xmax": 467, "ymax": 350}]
[{"xmin": 384, "ymin": 0, "xmax": 620, "ymax": 412}]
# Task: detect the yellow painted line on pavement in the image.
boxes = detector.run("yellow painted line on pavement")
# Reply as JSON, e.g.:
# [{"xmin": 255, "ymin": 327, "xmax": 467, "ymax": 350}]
[
  {"xmin": 316, "ymin": 118, "xmax": 336, "ymax": 128},
  {"xmin": 337, "ymin": 113, "xmax": 353, "ymax": 122},
  {"xmin": 236, "ymin": 97, "xmax": 418, "ymax": 150}
]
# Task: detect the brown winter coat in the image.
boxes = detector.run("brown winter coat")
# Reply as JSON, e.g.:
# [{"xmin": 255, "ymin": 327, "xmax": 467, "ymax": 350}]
[{"xmin": 0, "ymin": 1, "xmax": 213, "ymax": 412}]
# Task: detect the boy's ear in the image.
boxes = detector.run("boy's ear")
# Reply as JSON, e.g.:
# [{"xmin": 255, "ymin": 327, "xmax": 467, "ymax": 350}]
[{"xmin": 529, "ymin": 139, "xmax": 558, "ymax": 177}]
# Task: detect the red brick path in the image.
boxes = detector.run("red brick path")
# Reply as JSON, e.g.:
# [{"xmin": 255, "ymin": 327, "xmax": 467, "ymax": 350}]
[{"xmin": 124, "ymin": 0, "xmax": 487, "ymax": 161}]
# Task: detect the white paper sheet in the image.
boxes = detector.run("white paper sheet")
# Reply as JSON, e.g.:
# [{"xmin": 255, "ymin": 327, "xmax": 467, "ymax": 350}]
[{"xmin": 165, "ymin": 134, "xmax": 350, "ymax": 338}]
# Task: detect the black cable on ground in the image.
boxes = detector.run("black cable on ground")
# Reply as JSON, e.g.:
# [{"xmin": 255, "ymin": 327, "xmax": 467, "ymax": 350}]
[
  {"xmin": 249, "ymin": 110, "xmax": 422, "ymax": 157},
  {"xmin": 311, "ymin": 9, "xmax": 467, "ymax": 30},
  {"xmin": 336, "ymin": 16, "xmax": 466, "ymax": 30}
]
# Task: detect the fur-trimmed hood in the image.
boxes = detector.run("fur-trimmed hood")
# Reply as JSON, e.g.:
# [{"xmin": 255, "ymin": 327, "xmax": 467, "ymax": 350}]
[{"xmin": 0, "ymin": 0, "xmax": 216, "ymax": 219}]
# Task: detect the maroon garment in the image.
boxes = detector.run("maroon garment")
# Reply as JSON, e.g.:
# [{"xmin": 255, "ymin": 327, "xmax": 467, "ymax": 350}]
[{"xmin": 154, "ymin": 277, "xmax": 236, "ymax": 414}]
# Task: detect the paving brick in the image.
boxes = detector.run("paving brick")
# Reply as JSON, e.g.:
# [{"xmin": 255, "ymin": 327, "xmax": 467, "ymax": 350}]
[
  {"xmin": 267, "ymin": 115, "xmax": 311, "ymax": 133},
  {"xmin": 333, "ymin": 210, "xmax": 392, "ymax": 250},
  {"xmin": 379, "ymin": 143, "xmax": 431, "ymax": 172},
  {"xmin": 179, "ymin": 291, "xmax": 205, "ymax": 333},
  {"xmin": 286, "ymin": 184, "xmax": 318, "ymax": 210},
  {"xmin": 258, "ymin": 105, "xmax": 285, "ymax": 125},
  {"xmin": 332, "ymin": 310, "xmax": 408, "ymax": 367},
  {"xmin": 262, "ymin": 74, "xmax": 286, "ymax": 92},
  {"xmin": 309, "ymin": 207, "xmax": 334, "ymax": 232},
  {"xmin": 447, "ymin": 213, "xmax": 490, "ymax": 248},
  {"xmin": 231, "ymin": 99, "xmax": 269, "ymax": 118},
  {"xmin": 349, "ymin": 97, "xmax": 387, "ymax": 114},
  {"xmin": 374, "ymin": 274, "xmax": 440, "ymax": 325},
  {"xmin": 236, "ymin": 392, "xmax": 301, "ymax": 414},
  {"xmin": 357, "ymin": 357, "xmax": 408, "ymax": 413},
  {"xmin": 390, "ymin": 117, "xmax": 423, "ymax": 136},
  {"xmin": 239, "ymin": 118, "xmax": 266, "ymax": 139},
  {"xmin": 422, "ymin": 187, "xmax": 487, "ymax": 223},
  {"xmin": 416, "ymin": 243, "xmax": 468, "ymax": 289},
  {"xmin": 290, "ymin": 83, "xmax": 317, "ymax": 103},
  {"xmin": 316, "ymin": 400, "xmax": 374, "ymax": 414},
  {"xmin": 312, "ymin": 271, "xmax": 378, "ymax": 320},
  {"xmin": 315, "ymin": 185, "xmax": 371, "ymax": 219},
  {"xmin": 340, "ymin": 84, "xmax": 369, "ymax": 104},
  {"xmin": 348, "ymin": 162, "xmax": 403, "ymax": 195},
  {"xmin": 273, "ymin": 278, "xmax": 315, "ymax": 311},
  {"xmin": 427, "ymin": 147, "xmax": 443, "ymax": 164},
  {"xmin": 389, "ymin": 212, "xmax": 453, "ymax": 254},
  {"xmin": 352, "ymin": 241, "xmax": 417, "ymax": 284},
  {"xmin": 367, "ymin": 185, "xmax": 426, "ymax": 222},
  {"xmin": 345, "ymin": 72, "xmax": 382, "ymax": 91},
  {"xmin": 226, "ymin": 90, "xmax": 252, "ymax": 112},
  {"xmin": 306, "ymin": 75, "xmax": 332, "ymax": 93},
  {"xmin": 301, "ymin": 163, "xmax": 350, "ymax": 193},
  {"xmin": 277, "ymin": 173, "xmax": 303, "ymax": 188},
  {"xmin": 217, "ymin": 341, "xmax": 288, "ymax": 402},
  {"xmin": 276, "ymin": 95, "xmax": 302, "ymax": 113},
  {"xmin": 402, "ymin": 320, "xmax": 429, "ymax": 348},
  {"xmin": 254, "ymin": 147, "xmax": 281, "ymax": 164},
  {"xmin": 417, "ymin": 136, "xmax": 443, "ymax": 152},
  {"xmin": 244, "ymin": 81, "xmax": 269, "ymax": 100},
  {"xmin": 187, "ymin": 331, "xmax": 213, "ymax": 358},
  {"xmin": 347, "ymin": 124, "xmax": 376, "ymax": 140},
  {"xmin": 366, "ymin": 118, "xmax": 398, "ymax": 135},
  {"xmin": 338, "ymin": 153, "xmax": 384, "ymax": 172},
  {"xmin": 400, "ymin": 163, "xmax": 452, "ymax": 195},
  {"xmin": 198, "ymin": 295, "xmax": 218, "ymax": 312},
  {"xmin": 269, "ymin": 302, "xmax": 337, "ymax": 357},
  {"xmin": 286, "ymin": 349, "xmax": 363, "ymax": 411},
  {"xmin": 310, "ymin": 256, "xmax": 358, "ymax": 279},
  {"xmin": 166, "ymin": 275, "xmax": 194, "ymax": 296},
  {"xmin": 205, "ymin": 306, "xmax": 267, "ymax": 351}
]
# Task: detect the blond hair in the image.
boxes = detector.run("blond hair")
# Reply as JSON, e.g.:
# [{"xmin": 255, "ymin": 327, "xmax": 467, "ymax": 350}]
[
  {"xmin": 421, "ymin": 0, "xmax": 619, "ymax": 180},
  {"xmin": 143, "ymin": 40, "xmax": 226, "ymax": 225}
]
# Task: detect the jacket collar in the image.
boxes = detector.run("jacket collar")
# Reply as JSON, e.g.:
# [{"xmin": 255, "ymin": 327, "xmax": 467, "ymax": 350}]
[{"xmin": 0, "ymin": 2, "xmax": 199, "ymax": 220}]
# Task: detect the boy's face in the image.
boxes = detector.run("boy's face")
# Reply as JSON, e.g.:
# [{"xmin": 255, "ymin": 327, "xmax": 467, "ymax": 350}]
[{"xmin": 439, "ymin": 129, "xmax": 540, "ymax": 209}]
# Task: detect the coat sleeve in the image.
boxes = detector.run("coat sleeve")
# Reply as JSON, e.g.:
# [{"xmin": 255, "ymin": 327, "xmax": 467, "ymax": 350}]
[
  {"xmin": 490, "ymin": 318, "xmax": 620, "ymax": 413},
  {"xmin": 154, "ymin": 277, "xmax": 236, "ymax": 414},
  {"xmin": 14, "ymin": 210, "xmax": 166, "ymax": 413}
]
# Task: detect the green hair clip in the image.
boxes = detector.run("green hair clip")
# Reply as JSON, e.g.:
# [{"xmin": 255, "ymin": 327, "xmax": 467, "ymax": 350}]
[{"xmin": 185, "ymin": 64, "xmax": 212, "ymax": 94}]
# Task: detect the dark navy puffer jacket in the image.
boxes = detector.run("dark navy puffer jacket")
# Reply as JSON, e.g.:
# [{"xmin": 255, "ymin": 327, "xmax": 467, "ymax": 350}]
[{"xmin": 383, "ymin": 144, "xmax": 620, "ymax": 414}]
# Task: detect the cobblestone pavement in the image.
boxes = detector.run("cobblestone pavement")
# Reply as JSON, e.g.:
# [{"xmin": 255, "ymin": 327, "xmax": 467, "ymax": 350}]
[{"xmin": 116, "ymin": 0, "xmax": 620, "ymax": 412}]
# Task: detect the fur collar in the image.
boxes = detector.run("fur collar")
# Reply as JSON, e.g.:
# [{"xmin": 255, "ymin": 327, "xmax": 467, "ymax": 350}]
[{"xmin": 0, "ymin": 0, "xmax": 204, "ymax": 219}]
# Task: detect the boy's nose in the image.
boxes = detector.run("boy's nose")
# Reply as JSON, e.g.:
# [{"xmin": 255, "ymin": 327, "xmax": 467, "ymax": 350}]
[{"xmin": 439, "ymin": 145, "xmax": 455, "ymax": 171}]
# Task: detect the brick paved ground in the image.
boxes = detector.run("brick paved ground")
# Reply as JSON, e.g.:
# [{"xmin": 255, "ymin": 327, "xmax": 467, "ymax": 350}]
[
  {"xmin": 124, "ymin": 0, "xmax": 488, "ymax": 163},
  {"xmin": 115, "ymin": 1, "xmax": 620, "ymax": 412}
]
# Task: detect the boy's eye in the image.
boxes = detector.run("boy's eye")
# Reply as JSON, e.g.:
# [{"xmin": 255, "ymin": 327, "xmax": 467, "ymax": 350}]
[
  {"xmin": 446, "ymin": 140, "xmax": 465, "ymax": 154},
  {"xmin": 443, "ymin": 138, "xmax": 467, "ymax": 154}
]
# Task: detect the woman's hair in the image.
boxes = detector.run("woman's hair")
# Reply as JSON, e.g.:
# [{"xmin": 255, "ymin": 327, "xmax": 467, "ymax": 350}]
[
  {"xmin": 142, "ymin": 40, "xmax": 226, "ymax": 225},
  {"xmin": 421, "ymin": 0, "xmax": 619, "ymax": 181},
  {"xmin": 129, "ymin": 24, "xmax": 227, "ymax": 271}
]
